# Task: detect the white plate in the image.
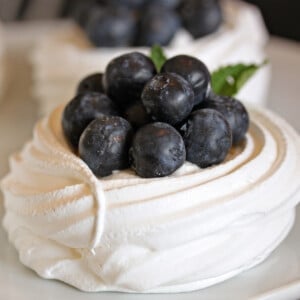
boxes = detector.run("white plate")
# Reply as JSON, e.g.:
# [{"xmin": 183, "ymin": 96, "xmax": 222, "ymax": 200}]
[{"xmin": 0, "ymin": 23, "xmax": 300, "ymax": 300}]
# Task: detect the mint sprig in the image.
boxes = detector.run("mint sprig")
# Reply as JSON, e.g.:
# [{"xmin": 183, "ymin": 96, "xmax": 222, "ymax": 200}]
[
  {"xmin": 149, "ymin": 45, "xmax": 268, "ymax": 97},
  {"xmin": 211, "ymin": 60, "xmax": 268, "ymax": 96},
  {"xmin": 150, "ymin": 45, "xmax": 167, "ymax": 72}
]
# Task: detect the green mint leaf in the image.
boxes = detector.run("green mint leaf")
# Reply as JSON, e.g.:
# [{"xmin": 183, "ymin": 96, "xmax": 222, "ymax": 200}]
[
  {"xmin": 150, "ymin": 45, "xmax": 167, "ymax": 72},
  {"xmin": 211, "ymin": 60, "xmax": 268, "ymax": 97}
]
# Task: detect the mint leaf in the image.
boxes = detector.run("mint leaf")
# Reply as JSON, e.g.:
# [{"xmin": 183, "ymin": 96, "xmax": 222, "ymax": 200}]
[
  {"xmin": 150, "ymin": 45, "xmax": 167, "ymax": 72},
  {"xmin": 211, "ymin": 60, "xmax": 268, "ymax": 97}
]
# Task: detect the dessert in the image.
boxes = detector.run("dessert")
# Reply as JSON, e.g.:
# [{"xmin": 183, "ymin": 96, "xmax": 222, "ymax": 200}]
[
  {"xmin": 69, "ymin": 0, "xmax": 221, "ymax": 47},
  {"xmin": 2, "ymin": 49, "xmax": 300, "ymax": 293},
  {"xmin": 32, "ymin": 0, "xmax": 270, "ymax": 115}
]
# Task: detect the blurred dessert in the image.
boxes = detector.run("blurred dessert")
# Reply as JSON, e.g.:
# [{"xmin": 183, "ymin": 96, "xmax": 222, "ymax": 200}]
[{"xmin": 32, "ymin": 0, "xmax": 270, "ymax": 115}]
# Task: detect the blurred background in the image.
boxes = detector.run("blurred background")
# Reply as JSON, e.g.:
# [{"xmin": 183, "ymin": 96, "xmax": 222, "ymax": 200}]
[
  {"xmin": 0, "ymin": 0, "xmax": 299, "ymax": 41},
  {"xmin": 246, "ymin": 0, "xmax": 300, "ymax": 41}
]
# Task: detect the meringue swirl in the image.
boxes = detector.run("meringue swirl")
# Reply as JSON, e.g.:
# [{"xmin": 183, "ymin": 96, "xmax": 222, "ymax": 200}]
[{"xmin": 1, "ymin": 106, "xmax": 300, "ymax": 293}]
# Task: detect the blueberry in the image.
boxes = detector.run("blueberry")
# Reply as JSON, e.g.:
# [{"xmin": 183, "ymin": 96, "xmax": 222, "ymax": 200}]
[
  {"xmin": 105, "ymin": 0, "xmax": 148, "ymax": 8},
  {"xmin": 146, "ymin": 0, "xmax": 181, "ymax": 9},
  {"xmin": 135, "ymin": 7, "xmax": 181, "ymax": 46},
  {"xmin": 104, "ymin": 52, "xmax": 156, "ymax": 108},
  {"xmin": 62, "ymin": 92, "xmax": 119, "ymax": 149},
  {"xmin": 85, "ymin": 7, "xmax": 136, "ymax": 47},
  {"xmin": 76, "ymin": 73, "xmax": 104, "ymax": 95},
  {"xmin": 69, "ymin": 1, "xmax": 98, "ymax": 28},
  {"xmin": 161, "ymin": 55, "xmax": 211, "ymax": 105},
  {"xmin": 123, "ymin": 101, "xmax": 151, "ymax": 129},
  {"xmin": 141, "ymin": 73, "xmax": 194, "ymax": 125},
  {"xmin": 130, "ymin": 122, "xmax": 186, "ymax": 177},
  {"xmin": 179, "ymin": 0, "xmax": 222, "ymax": 38},
  {"xmin": 79, "ymin": 116, "xmax": 133, "ymax": 177},
  {"xmin": 183, "ymin": 109, "xmax": 232, "ymax": 168},
  {"xmin": 196, "ymin": 94, "xmax": 249, "ymax": 145}
]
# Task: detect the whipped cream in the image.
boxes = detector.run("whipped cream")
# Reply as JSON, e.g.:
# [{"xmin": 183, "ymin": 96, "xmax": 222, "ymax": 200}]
[
  {"xmin": 2, "ymin": 106, "xmax": 300, "ymax": 293},
  {"xmin": 32, "ymin": 0, "xmax": 270, "ymax": 115}
]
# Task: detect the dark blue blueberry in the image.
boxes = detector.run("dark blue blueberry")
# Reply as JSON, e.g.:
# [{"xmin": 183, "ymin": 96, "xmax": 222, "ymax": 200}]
[
  {"xmin": 182, "ymin": 109, "xmax": 232, "ymax": 168},
  {"xmin": 141, "ymin": 73, "xmax": 194, "ymax": 125},
  {"xmin": 123, "ymin": 101, "xmax": 151, "ymax": 129},
  {"xmin": 76, "ymin": 73, "xmax": 104, "ymax": 95},
  {"xmin": 79, "ymin": 116, "xmax": 133, "ymax": 177},
  {"xmin": 69, "ymin": 1, "xmax": 98, "ymax": 28},
  {"xmin": 135, "ymin": 7, "xmax": 181, "ymax": 46},
  {"xmin": 195, "ymin": 94, "xmax": 249, "ymax": 145},
  {"xmin": 130, "ymin": 122, "xmax": 186, "ymax": 177},
  {"xmin": 105, "ymin": 0, "xmax": 148, "ymax": 8},
  {"xmin": 161, "ymin": 55, "xmax": 211, "ymax": 105},
  {"xmin": 62, "ymin": 92, "xmax": 119, "ymax": 149},
  {"xmin": 104, "ymin": 52, "xmax": 156, "ymax": 108},
  {"xmin": 146, "ymin": 0, "xmax": 181, "ymax": 9},
  {"xmin": 179, "ymin": 0, "xmax": 222, "ymax": 38},
  {"xmin": 85, "ymin": 7, "xmax": 136, "ymax": 47}
]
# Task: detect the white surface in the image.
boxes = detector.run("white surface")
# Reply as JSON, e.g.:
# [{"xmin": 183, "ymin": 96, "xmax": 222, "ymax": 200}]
[{"xmin": 0, "ymin": 23, "xmax": 300, "ymax": 299}]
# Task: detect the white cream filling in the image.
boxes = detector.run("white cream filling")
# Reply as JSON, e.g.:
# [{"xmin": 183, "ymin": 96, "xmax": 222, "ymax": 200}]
[{"xmin": 1, "ymin": 106, "xmax": 300, "ymax": 293}]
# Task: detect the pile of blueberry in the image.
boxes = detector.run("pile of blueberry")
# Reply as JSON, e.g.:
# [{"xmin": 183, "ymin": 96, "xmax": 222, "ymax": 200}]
[
  {"xmin": 62, "ymin": 51, "xmax": 249, "ymax": 178},
  {"xmin": 69, "ymin": 0, "xmax": 222, "ymax": 47}
]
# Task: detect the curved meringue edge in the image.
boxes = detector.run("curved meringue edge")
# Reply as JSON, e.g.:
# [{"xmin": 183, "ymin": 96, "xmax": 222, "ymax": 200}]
[
  {"xmin": 31, "ymin": 0, "xmax": 271, "ymax": 116},
  {"xmin": 1, "ymin": 105, "xmax": 300, "ymax": 293}
]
